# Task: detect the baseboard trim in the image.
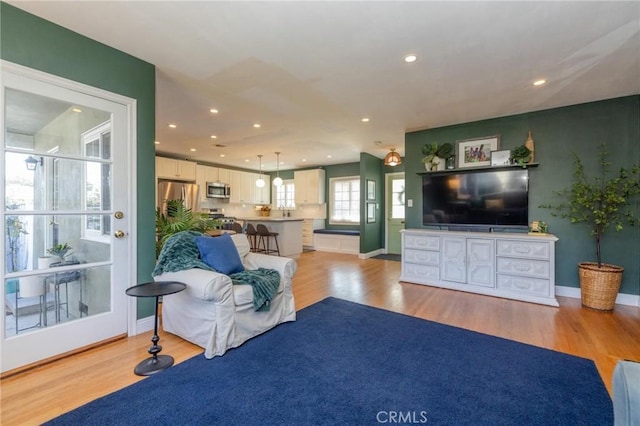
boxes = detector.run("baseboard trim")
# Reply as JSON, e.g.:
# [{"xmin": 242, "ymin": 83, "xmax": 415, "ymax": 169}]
[
  {"xmin": 359, "ymin": 249, "xmax": 384, "ymax": 259},
  {"xmin": 555, "ymin": 285, "xmax": 640, "ymax": 307}
]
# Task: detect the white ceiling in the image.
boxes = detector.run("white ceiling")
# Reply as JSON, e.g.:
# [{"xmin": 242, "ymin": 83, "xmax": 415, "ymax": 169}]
[{"xmin": 9, "ymin": 1, "xmax": 640, "ymax": 172}]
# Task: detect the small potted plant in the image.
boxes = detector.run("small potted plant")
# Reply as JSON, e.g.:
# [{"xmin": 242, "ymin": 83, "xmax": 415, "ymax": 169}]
[
  {"xmin": 422, "ymin": 142, "xmax": 454, "ymax": 171},
  {"xmin": 511, "ymin": 145, "xmax": 532, "ymax": 166},
  {"xmin": 540, "ymin": 143, "xmax": 640, "ymax": 310},
  {"xmin": 47, "ymin": 243, "xmax": 72, "ymax": 260}
]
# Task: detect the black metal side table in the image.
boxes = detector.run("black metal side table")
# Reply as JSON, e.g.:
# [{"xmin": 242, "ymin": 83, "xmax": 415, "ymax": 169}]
[{"xmin": 125, "ymin": 281, "xmax": 186, "ymax": 376}]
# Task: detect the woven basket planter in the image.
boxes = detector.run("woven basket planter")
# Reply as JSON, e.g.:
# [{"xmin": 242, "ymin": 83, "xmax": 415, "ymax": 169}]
[{"xmin": 578, "ymin": 262, "xmax": 623, "ymax": 311}]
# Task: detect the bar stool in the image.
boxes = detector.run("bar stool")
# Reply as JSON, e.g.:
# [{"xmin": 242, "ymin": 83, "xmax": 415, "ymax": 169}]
[
  {"xmin": 232, "ymin": 222, "xmax": 243, "ymax": 234},
  {"xmin": 256, "ymin": 224, "xmax": 280, "ymax": 256},
  {"xmin": 245, "ymin": 223, "xmax": 259, "ymax": 253}
]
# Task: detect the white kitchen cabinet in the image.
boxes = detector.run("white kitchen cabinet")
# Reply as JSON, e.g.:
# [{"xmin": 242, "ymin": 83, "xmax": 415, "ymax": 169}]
[
  {"xmin": 253, "ymin": 173, "xmax": 271, "ymax": 204},
  {"xmin": 401, "ymin": 229, "xmax": 559, "ymax": 306},
  {"xmin": 156, "ymin": 157, "xmax": 196, "ymax": 181},
  {"xmin": 229, "ymin": 170, "xmax": 270, "ymax": 204},
  {"xmin": 294, "ymin": 169, "xmax": 325, "ymax": 204}
]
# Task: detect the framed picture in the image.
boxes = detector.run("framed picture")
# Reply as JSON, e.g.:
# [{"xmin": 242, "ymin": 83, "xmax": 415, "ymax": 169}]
[
  {"xmin": 456, "ymin": 135, "xmax": 500, "ymax": 168},
  {"xmin": 367, "ymin": 202, "xmax": 376, "ymax": 223},
  {"xmin": 490, "ymin": 149, "xmax": 511, "ymax": 166},
  {"xmin": 366, "ymin": 179, "xmax": 376, "ymax": 201}
]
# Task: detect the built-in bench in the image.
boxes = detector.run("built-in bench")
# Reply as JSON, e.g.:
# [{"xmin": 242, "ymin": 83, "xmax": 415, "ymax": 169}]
[{"xmin": 313, "ymin": 229, "xmax": 360, "ymax": 255}]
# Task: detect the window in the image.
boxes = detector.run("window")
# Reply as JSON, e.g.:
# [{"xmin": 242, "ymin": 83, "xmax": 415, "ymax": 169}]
[
  {"xmin": 274, "ymin": 179, "xmax": 295, "ymax": 209},
  {"xmin": 83, "ymin": 121, "xmax": 111, "ymax": 241},
  {"xmin": 330, "ymin": 176, "xmax": 360, "ymax": 224}
]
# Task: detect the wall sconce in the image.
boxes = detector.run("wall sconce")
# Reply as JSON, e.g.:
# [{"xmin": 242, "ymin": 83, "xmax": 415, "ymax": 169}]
[
  {"xmin": 383, "ymin": 148, "xmax": 402, "ymax": 166},
  {"xmin": 25, "ymin": 156, "xmax": 43, "ymax": 171}
]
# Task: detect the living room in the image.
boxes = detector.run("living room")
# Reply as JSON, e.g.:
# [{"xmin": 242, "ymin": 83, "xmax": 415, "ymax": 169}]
[{"xmin": 1, "ymin": 2, "xmax": 639, "ymax": 424}]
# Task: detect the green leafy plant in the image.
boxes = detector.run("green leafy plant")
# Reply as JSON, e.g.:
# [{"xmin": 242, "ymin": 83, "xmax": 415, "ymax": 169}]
[
  {"xmin": 540, "ymin": 143, "xmax": 640, "ymax": 267},
  {"xmin": 155, "ymin": 199, "xmax": 221, "ymax": 258},
  {"xmin": 47, "ymin": 243, "xmax": 72, "ymax": 259},
  {"xmin": 511, "ymin": 145, "xmax": 532, "ymax": 166},
  {"xmin": 422, "ymin": 142, "xmax": 454, "ymax": 170}
]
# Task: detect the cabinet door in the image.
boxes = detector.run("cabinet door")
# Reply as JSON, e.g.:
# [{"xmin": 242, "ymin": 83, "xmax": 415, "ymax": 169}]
[
  {"xmin": 196, "ymin": 165, "xmax": 210, "ymax": 202},
  {"xmin": 441, "ymin": 237, "xmax": 466, "ymax": 283},
  {"xmin": 229, "ymin": 170, "xmax": 245, "ymax": 203},
  {"xmin": 217, "ymin": 168, "xmax": 230, "ymax": 184},
  {"xmin": 155, "ymin": 157, "xmax": 176, "ymax": 179},
  {"xmin": 176, "ymin": 160, "xmax": 196, "ymax": 181},
  {"xmin": 467, "ymin": 238, "xmax": 495, "ymax": 287},
  {"xmin": 254, "ymin": 174, "xmax": 271, "ymax": 204}
]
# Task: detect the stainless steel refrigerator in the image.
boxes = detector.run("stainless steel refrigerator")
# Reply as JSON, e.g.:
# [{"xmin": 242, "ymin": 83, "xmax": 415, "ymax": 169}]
[{"xmin": 157, "ymin": 181, "xmax": 199, "ymax": 215}]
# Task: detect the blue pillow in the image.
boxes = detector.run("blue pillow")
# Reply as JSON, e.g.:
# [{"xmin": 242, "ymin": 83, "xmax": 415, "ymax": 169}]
[{"xmin": 195, "ymin": 233, "xmax": 245, "ymax": 275}]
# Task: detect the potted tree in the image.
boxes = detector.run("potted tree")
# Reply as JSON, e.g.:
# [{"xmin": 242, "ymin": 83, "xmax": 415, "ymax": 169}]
[{"xmin": 541, "ymin": 143, "xmax": 640, "ymax": 311}]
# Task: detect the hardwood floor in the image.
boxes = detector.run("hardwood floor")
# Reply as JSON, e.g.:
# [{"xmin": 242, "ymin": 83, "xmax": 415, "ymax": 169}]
[{"xmin": 2, "ymin": 251, "xmax": 639, "ymax": 425}]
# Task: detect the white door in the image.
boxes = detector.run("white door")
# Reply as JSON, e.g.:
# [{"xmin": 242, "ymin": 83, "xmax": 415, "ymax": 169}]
[
  {"xmin": 1, "ymin": 63, "xmax": 135, "ymax": 372},
  {"xmin": 385, "ymin": 173, "xmax": 405, "ymax": 254}
]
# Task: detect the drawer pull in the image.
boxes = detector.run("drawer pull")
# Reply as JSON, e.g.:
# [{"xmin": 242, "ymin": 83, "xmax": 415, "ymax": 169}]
[
  {"xmin": 513, "ymin": 264, "xmax": 531, "ymax": 272},
  {"xmin": 514, "ymin": 281, "xmax": 531, "ymax": 290}
]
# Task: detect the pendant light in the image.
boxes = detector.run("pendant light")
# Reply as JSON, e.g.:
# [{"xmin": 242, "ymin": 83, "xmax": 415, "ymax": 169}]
[
  {"xmin": 383, "ymin": 148, "xmax": 402, "ymax": 166},
  {"xmin": 273, "ymin": 152, "xmax": 283, "ymax": 187},
  {"xmin": 255, "ymin": 155, "xmax": 265, "ymax": 188}
]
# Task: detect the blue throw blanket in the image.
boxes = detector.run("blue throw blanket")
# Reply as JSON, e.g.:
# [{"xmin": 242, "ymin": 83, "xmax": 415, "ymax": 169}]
[
  {"xmin": 230, "ymin": 268, "xmax": 281, "ymax": 312},
  {"xmin": 152, "ymin": 231, "xmax": 213, "ymax": 277}
]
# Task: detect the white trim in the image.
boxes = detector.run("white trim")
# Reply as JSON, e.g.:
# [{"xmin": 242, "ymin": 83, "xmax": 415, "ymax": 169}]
[
  {"xmin": 359, "ymin": 249, "xmax": 384, "ymax": 259},
  {"xmin": 126, "ymin": 98, "xmax": 138, "ymax": 337},
  {"xmin": 134, "ymin": 315, "xmax": 155, "ymax": 335},
  {"xmin": 556, "ymin": 285, "xmax": 640, "ymax": 307}
]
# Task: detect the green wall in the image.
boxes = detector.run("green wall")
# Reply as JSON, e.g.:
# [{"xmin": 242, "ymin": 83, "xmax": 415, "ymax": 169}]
[
  {"xmin": 1, "ymin": 3, "xmax": 157, "ymax": 317},
  {"xmin": 405, "ymin": 95, "xmax": 640, "ymax": 295},
  {"xmin": 359, "ymin": 153, "xmax": 384, "ymax": 253}
]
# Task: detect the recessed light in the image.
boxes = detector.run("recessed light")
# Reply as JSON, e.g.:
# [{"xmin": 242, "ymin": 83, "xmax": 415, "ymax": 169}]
[
  {"xmin": 253, "ymin": 123, "xmax": 261, "ymax": 128},
  {"xmin": 361, "ymin": 118, "xmax": 370, "ymax": 123},
  {"xmin": 245, "ymin": 159, "xmax": 250, "ymax": 162},
  {"xmin": 210, "ymin": 135, "xmax": 217, "ymax": 139},
  {"xmin": 533, "ymin": 79, "xmax": 547, "ymax": 86},
  {"xmin": 154, "ymin": 141, "xmax": 160, "ymax": 145},
  {"xmin": 404, "ymin": 54, "xmax": 417, "ymax": 63},
  {"xmin": 302, "ymin": 159, "xmax": 307, "ymax": 162},
  {"xmin": 209, "ymin": 108, "xmax": 219, "ymax": 114},
  {"xmin": 220, "ymin": 154, "xmax": 225, "ymax": 157},
  {"xmin": 190, "ymin": 148, "xmax": 196, "ymax": 152},
  {"xmin": 327, "ymin": 155, "xmax": 332, "ymax": 159},
  {"xmin": 72, "ymin": 107, "xmax": 82, "ymax": 113},
  {"xmin": 168, "ymin": 124, "xmax": 177, "ymax": 128}
]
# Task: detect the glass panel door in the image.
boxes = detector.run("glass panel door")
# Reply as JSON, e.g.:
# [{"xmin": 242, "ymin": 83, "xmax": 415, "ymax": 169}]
[
  {"xmin": 386, "ymin": 173, "xmax": 405, "ymax": 254},
  {"xmin": 1, "ymin": 64, "xmax": 133, "ymax": 372}
]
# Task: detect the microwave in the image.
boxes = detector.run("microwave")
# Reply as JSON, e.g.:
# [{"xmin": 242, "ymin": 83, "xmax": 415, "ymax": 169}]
[{"xmin": 206, "ymin": 182, "xmax": 231, "ymax": 199}]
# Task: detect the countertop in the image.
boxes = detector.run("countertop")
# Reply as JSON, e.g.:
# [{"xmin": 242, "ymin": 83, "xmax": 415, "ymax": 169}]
[{"xmin": 237, "ymin": 217, "xmax": 304, "ymax": 222}]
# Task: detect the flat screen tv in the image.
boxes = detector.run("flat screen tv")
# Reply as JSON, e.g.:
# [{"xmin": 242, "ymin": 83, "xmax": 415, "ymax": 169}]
[{"xmin": 422, "ymin": 168, "xmax": 529, "ymax": 230}]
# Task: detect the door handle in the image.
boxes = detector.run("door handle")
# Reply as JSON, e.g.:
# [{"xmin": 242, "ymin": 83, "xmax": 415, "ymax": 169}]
[
  {"xmin": 114, "ymin": 211, "xmax": 124, "ymax": 219},
  {"xmin": 114, "ymin": 230, "xmax": 126, "ymax": 239}
]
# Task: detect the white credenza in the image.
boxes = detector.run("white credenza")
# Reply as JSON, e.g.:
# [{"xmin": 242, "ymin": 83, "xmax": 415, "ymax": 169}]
[{"xmin": 400, "ymin": 229, "xmax": 559, "ymax": 306}]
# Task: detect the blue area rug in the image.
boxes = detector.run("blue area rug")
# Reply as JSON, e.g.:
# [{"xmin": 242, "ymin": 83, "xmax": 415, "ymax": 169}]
[{"xmin": 47, "ymin": 297, "xmax": 612, "ymax": 425}]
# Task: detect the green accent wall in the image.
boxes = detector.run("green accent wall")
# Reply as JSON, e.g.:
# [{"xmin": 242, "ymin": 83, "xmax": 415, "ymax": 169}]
[
  {"xmin": 405, "ymin": 96, "xmax": 640, "ymax": 295},
  {"xmin": 1, "ymin": 3, "xmax": 157, "ymax": 317},
  {"xmin": 359, "ymin": 153, "xmax": 384, "ymax": 253}
]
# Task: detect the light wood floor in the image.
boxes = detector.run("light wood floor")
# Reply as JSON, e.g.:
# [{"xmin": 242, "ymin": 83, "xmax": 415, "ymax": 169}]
[{"xmin": 2, "ymin": 251, "xmax": 639, "ymax": 425}]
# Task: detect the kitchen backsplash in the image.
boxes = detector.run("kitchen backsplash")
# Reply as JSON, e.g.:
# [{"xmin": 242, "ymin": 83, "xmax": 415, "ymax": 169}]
[{"xmin": 200, "ymin": 198, "xmax": 326, "ymax": 219}]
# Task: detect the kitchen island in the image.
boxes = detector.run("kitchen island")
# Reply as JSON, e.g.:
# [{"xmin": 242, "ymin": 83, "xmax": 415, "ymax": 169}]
[{"xmin": 237, "ymin": 217, "xmax": 303, "ymax": 258}]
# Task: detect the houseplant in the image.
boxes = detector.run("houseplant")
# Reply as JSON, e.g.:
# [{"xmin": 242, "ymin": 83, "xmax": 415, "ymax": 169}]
[
  {"xmin": 540, "ymin": 143, "xmax": 640, "ymax": 310},
  {"xmin": 47, "ymin": 243, "xmax": 72, "ymax": 260},
  {"xmin": 155, "ymin": 199, "xmax": 220, "ymax": 258},
  {"xmin": 510, "ymin": 145, "xmax": 532, "ymax": 166},
  {"xmin": 422, "ymin": 143, "xmax": 453, "ymax": 171}
]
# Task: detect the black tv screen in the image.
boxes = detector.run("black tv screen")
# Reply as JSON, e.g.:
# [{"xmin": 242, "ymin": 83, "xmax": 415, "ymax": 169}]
[{"xmin": 422, "ymin": 169, "xmax": 529, "ymax": 230}]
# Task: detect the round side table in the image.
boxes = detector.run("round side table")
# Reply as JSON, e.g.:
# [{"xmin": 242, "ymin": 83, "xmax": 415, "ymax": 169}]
[{"xmin": 125, "ymin": 281, "xmax": 186, "ymax": 376}]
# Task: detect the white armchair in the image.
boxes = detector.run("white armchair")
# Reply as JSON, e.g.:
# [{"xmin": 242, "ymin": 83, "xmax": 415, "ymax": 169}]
[{"xmin": 153, "ymin": 233, "xmax": 296, "ymax": 358}]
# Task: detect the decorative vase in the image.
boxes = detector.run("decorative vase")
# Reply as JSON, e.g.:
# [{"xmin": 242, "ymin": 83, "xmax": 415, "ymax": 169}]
[
  {"xmin": 578, "ymin": 262, "xmax": 623, "ymax": 311},
  {"xmin": 525, "ymin": 130, "xmax": 535, "ymax": 163}
]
